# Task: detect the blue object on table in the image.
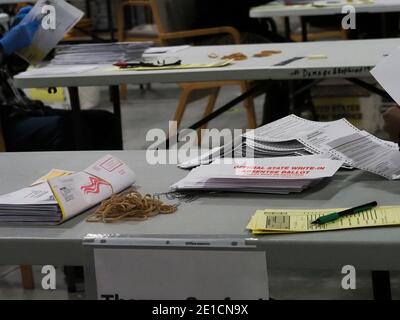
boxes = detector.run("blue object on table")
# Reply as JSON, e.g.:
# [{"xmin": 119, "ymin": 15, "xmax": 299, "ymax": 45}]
[
  {"xmin": 12, "ymin": 5, "xmax": 33, "ymax": 27},
  {"xmin": 0, "ymin": 19, "xmax": 40, "ymax": 56}
]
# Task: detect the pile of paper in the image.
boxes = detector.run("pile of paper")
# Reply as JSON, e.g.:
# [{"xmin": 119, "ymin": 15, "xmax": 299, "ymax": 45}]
[
  {"xmin": 179, "ymin": 115, "xmax": 355, "ymax": 168},
  {"xmin": 241, "ymin": 115, "xmax": 358, "ymax": 157},
  {"xmin": 0, "ymin": 183, "xmax": 61, "ymax": 224},
  {"xmin": 247, "ymin": 206, "xmax": 400, "ymax": 234},
  {"xmin": 179, "ymin": 114, "xmax": 400, "ymax": 180},
  {"xmin": 51, "ymin": 42, "xmax": 151, "ymax": 65},
  {"xmin": 0, "ymin": 155, "xmax": 136, "ymax": 225},
  {"xmin": 171, "ymin": 156, "xmax": 343, "ymax": 194}
]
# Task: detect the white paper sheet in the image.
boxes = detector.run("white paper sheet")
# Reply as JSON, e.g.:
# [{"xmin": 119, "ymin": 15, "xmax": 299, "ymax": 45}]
[
  {"xmin": 0, "ymin": 183, "xmax": 57, "ymax": 205},
  {"xmin": 328, "ymin": 131, "xmax": 400, "ymax": 179},
  {"xmin": 171, "ymin": 155, "xmax": 343, "ymax": 194},
  {"xmin": 144, "ymin": 45, "xmax": 190, "ymax": 55},
  {"xmin": 298, "ymin": 119, "xmax": 360, "ymax": 154},
  {"xmin": 243, "ymin": 115, "xmax": 328, "ymax": 142},
  {"xmin": 17, "ymin": 0, "xmax": 84, "ymax": 64},
  {"xmin": 370, "ymin": 45, "xmax": 400, "ymax": 105},
  {"xmin": 21, "ymin": 65, "xmax": 99, "ymax": 77}
]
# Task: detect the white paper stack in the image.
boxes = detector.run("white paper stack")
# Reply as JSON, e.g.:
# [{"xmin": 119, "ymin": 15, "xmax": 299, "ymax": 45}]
[
  {"xmin": 172, "ymin": 156, "xmax": 343, "ymax": 194},
  {"xmin": 179, "ymin": 115, "xmax": 353, "ymax": 168},
  {"xmin": 179, "ymin": 115, "xmax": 400, "ymax": 180},
  {"xmin": 0, "ymin": 155, "xmax": 136, "ymax": 225},
  {"xmin": 0, "ymin": 183, "xmax": 61, "ymax": 224},
  {"xmin": 240, "ymin": 115, "xmax": 363, "ymax": 158},
  {"xmin": 51, "ymin": 42, "xmax": 152, "ymax": 65}
]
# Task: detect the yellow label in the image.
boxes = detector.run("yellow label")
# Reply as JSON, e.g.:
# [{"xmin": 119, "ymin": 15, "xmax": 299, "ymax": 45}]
[
  {"xmin": 28, "ymin": 87, "xmax": 65, "ymax": 103},
  {"xmin": 247, "ymin": 206, "xmax": 400, "ymax": 234}
]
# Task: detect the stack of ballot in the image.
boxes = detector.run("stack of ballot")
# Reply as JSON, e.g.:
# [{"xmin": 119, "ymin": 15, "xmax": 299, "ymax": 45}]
[
  {"xmin": 0, "ymin": 155, "xmax": 136, "ymax": 225},
  {"xmin": 171, "ymin": 156, "xmax": 343, "ymax": 194},
  {"xmin": 241, "ymin": 115, "xmax": 398, "ymax": 159},
  {"xmin": 51, "ymin": 42, "xmax": 151, "ymax": 65},
  {"xmin": 179, "ymin": 115, "xmax": 358, "ymax": 168},
  {"xmin": 247, "ymin": 206, "xmax": 400, "ymax": 234},
  {"xmin": 0, "ymin": 183, "xmax": 61, "ymax": 224},
  {"xmin": 241, "ymin": 114, "xmax": 357, "ymax": 158},
  {"xmin": 179, "ymin": 114, "xmax": 400, "ymax": 180}
]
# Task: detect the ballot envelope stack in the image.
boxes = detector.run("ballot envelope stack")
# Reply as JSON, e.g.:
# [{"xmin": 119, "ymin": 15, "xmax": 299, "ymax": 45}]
[
  {"xmin": 179, "ymin": 114, "xmax": 400, "ymax": 180},
  {"xmin": 50, "ymin": 42, "xmax": 152, "ymax": 65},
  {"xmin": 0, "ymin": 183, "xmax": 62, "ymax": 224},
  {"xmin": 171, "ymin": 156, "xmax": 343, "ymax": 194},
  {"xmin": 0, "ymin": 155, "xmax": 136, "ymax": 225}
]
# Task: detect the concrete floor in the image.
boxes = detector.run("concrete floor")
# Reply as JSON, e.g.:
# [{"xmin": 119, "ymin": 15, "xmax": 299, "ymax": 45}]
[
  {"xmin": 0, "ymin": 83, "xmax": 396, "ymax": 300},
  {"xmin": 115, "ymin": 83, "xmax": 266, "ymax": 150}
]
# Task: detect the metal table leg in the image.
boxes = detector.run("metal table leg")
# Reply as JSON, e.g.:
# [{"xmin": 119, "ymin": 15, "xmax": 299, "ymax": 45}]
[
  {"xmin": 345, "ymin": 78, "xmax": 394, "ymax": 101},
  {"xmin": 69, "ymin": 86, "xmax": 123, "ymax": 150},
  {"xmin": 110, "ymin": 85, "xmax": 124, "ymax": 150},
  {"xmin": 106, "ymin": 0, "xmax": 115, "ymax": 42},
  {"xmin": 380, "ymin": 13, "xmax": 388, "ymax": 37},
  {"xmin": 371, "ymin": 271, "xmax": 392, "ymax": 300},
  {"xmin": 284, "ymin": 17, "xmax": 291, "ymax": 40},
  {"xmin": 300, "ymin": 17, "xmax": 308, "ymax": 42},
  {"xmin": 67, "ymin": 87, "xmax": 85, "ymax": 150}
]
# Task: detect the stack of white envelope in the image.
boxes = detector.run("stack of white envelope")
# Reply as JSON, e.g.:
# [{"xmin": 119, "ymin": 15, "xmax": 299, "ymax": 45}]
[
  {"xmin": 0, "ymin": 155, "xmax": 136, "ymax": 225},
  {"xmin": 51, "ymin": 42, "xmax": 152, "ymax": 65},
  {"xmin": 0, "ymin": 183, "xmax": 61, "ymax": 224},
  {"xmin": 171, "ymin": 155, "xmax": 344, "ymax": 194}
]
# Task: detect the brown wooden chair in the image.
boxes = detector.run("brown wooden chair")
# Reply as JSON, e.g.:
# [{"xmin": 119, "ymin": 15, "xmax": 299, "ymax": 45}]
[
  {"xmin": 291, "ymin": 29, "xmax": 347, "ymax": 42},
  {"xmin": 117, "ymin": 0, "xmax": 257, "ymax": 133},
  {"xmin": 0, "ymin": 122, "xmax": 34, "ymax": 289}
]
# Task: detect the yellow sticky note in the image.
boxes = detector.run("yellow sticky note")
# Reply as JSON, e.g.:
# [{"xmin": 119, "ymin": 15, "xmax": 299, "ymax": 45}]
[
  {"xmin": 247, "ymin": 206, "xmax": 400, "ymax": 234},
  {"xmin": 307, "ymin": 54, "xmax": 328, "ymax": 60}
]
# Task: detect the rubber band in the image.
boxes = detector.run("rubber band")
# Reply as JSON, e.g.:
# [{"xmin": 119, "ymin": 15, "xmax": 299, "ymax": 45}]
[{"xmin": 86, "ymin": 190, "xmax": 178, "ymax": 223}]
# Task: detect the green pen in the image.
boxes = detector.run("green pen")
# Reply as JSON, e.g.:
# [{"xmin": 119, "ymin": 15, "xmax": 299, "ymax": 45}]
[{"xmin": 311, "ymin": 201, "xmax": 378, "ymax": 225}]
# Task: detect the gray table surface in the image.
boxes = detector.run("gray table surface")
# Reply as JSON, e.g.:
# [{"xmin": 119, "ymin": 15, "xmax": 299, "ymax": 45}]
[
  {"xmin": 14, "ymin": 39, "xmax": 400, "ymax": 88},
  {"xmin": 250, "ymin": 0, "xmax": 400, "ymax": 18},
  {"xmin": 1, "ymin": 151, "xmax": 400, "ymax": 270}
]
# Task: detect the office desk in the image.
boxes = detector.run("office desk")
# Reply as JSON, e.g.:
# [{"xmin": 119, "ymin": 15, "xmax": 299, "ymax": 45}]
[
  {"xmin": 250, "ymin": 0, "xmax": 400, "ymax": 40},
  {"xmin": 0, "ymin": 151, "xmax": 399, "ymax": 298},
  {"xmin": 16, "ymin": 39, "xmax": 400, "ymax": 87},
  {"xmin": 14, "ymin": 38, "xmax": 400, "ymax": 148},
  {"xmin": 251, "ymin": 0, "xmax": 400, "ymax": 18}
]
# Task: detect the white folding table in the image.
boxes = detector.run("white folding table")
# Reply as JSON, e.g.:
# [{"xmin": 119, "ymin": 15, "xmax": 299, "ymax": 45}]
[
  {"xmin": 250, "ymin": 0, "xmax": 400, "ymax": 40},
  {"xmin": 14, "ymin": 38, "xmax": 400, "ymax": 149},
  {"xmin": 0, "ymin": 0, "xmax": 117, "ymax": 42},
  {"xmin": 0, "ymin": 150, "xmax": 398, "ymax": 299}
]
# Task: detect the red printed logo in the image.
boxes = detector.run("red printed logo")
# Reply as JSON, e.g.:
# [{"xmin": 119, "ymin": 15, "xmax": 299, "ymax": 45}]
[{"xmin": 81, "ymin": 176, "xmax": 111, "ymax": 195}]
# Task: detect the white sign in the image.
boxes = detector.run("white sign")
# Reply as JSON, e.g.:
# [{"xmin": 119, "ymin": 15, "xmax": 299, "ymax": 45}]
[
  {"xmin": 371, "ymin": 46, "xmax": 400, "ymax": 106},
  {"xmin": 93, "ymin": 245, "xmax": 268, "ymax": 300}
]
